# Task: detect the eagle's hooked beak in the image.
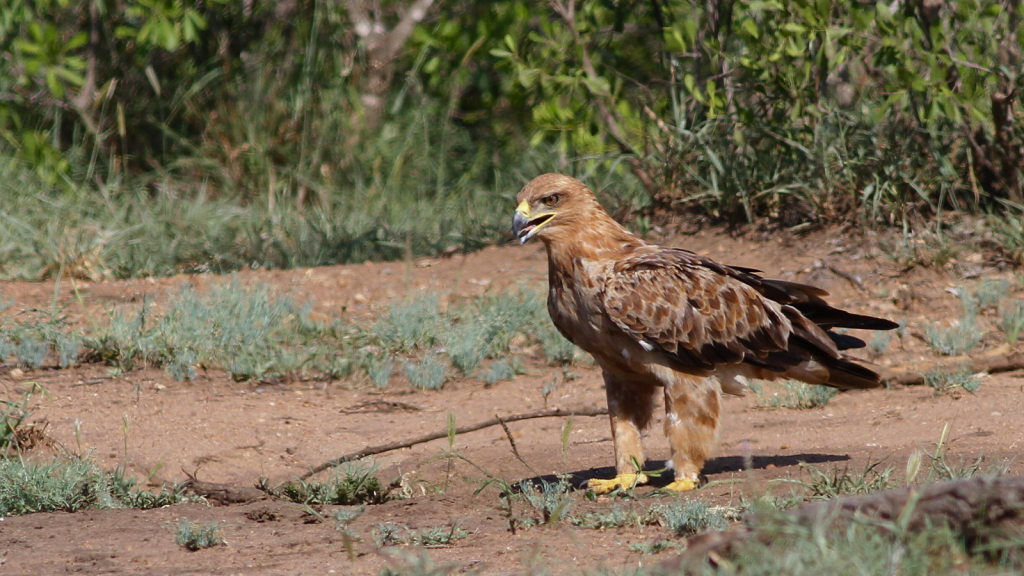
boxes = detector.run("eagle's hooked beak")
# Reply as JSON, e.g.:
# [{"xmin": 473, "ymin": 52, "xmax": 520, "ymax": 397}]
[{"xmin": 512, "ymin": 201, "xmax": 555, "ymax": 244}]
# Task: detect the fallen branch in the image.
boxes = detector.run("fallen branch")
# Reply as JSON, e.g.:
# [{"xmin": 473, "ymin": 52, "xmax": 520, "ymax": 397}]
[
  {"xmin": 301, "ymin": 406, "xmax": 607, "ymax": 480},
  {"xmin": 825, "ymin": 263, "xmax": 868, "ymax": 294},
  {"xmin": 673, "ymin": 474, "xmax": 1024, "ymax": 570},
  {"xmin": 182, "ymin": 477, "xmax": 266, "ymax": 505},
  {"xmin": 880, "ymin": 344, "xmax": 1024, "ymax": 386}
]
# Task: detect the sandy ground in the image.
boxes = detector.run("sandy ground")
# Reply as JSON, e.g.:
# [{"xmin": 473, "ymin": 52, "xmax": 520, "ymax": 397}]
[{"xmin": 1, "ymin": 226, "xmax": 1022, "ymax": 575}]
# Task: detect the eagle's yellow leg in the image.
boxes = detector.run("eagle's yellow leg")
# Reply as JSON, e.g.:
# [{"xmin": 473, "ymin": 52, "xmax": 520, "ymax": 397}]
[
  {"xmin": 603, "ymin": 374, "xmax": 657, "ymax": 494},
  {"xmin": 587, "ymin": 473, "xmax": 649, "ymax": 494},
  {"xmin": 663, "ymin": 478, "xmax": 699, "ymax": 492},
  {"xmin": 664, "ymin": 374, "xmax": 721, "ymax": 492}
]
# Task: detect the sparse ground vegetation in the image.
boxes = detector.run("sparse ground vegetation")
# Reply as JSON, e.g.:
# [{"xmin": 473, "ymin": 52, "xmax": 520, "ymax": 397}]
[
  {"xmin": 374, "ymin": 521, "xmax": 470, "ymax": 549},
  {"xmin": 3, "ymin": 278, "xmax": 584, "ymax": 390},
  {"xmin": 175, "ymin": 519, "xmax": 224, "ymax": 551},
  {"xmin": 925, "ymin": 368, "xmax": 983, "ymax": 396},
  {"xmin": 0, "ymin": 457, "xmax": 188, "ymax": 516},
  {"xmin": 999, "ymin": 300, "xmax": 1024, "ymax": 344},
  {"xmin": 751, "ymin": 380, "xmax": 839, "ymax": 409},
  {"xmin": 0, "ymin": 224, "xmax": 1021, "ymax": 573},
  {"xmin": 268, "ymin": 463, "xmax": 389, "ymax": 506}
]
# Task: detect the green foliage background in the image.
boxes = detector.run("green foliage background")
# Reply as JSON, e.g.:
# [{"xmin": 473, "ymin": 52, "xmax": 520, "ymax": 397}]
[{"xmin": 0, "ymin": 0, "xmax": 1022, "ymax": 279}]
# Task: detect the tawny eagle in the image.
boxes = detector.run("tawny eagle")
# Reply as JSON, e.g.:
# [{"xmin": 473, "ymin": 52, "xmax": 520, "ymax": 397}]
[{"xmin": 512, "ymin": 174, "xmax": 897, "ymax": 493}]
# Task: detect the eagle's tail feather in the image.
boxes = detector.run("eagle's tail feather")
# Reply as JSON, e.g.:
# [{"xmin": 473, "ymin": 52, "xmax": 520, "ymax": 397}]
[{"xmin": 820, "ymin": 355, "xmax": 883, "ymax": 390}]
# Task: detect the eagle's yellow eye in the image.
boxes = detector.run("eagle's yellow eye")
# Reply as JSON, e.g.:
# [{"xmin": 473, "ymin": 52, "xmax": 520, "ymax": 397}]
[{"xmin": 541, "ymin": 194, "xmax": 559, "ymax": 207}]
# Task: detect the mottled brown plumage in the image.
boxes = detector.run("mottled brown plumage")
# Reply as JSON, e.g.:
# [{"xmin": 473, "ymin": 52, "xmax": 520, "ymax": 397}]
[{"xmin": 513, "ymin": 173, "xmax": 897, "ymax": 492}]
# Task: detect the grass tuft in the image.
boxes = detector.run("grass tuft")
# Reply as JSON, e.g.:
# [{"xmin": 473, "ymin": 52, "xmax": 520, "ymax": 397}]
[
  {"xmin": 798, "ymin": 461, "xmax": 894, "ymax": 500},
  {"xmin": 373, "ymin": 519, "xmax": 471, "ymax": 549},
  {"xmin": 15, "ymin": 338, "xmax": 49, "ymax": 369},
  {"xmin": 409, "ymin": 522, "xmax": 470, "ymax": 548},
  {"xmin": 175, "ymin": 518, "xmax": 223, "ymax": 551},
  {"xmin": 0, "ymin": 457, "xmax": 187, "ymax": 515},
  {"xmin": 515, "ymin": 477, "xmax": 574, "ymax": 525},
  {"xmin": 274, "ymin": 462, "xmax": 389, "ymax": 506},
  {"xmin": 923, "ymin": 316, "xmax": 983, "ymax": 356},
  {"xmin": 868, "ymin": 331, "xmax": 892, "ymax": 356},
  {"xmin": 924, "ymin": 368, "xmax": 982, "ymax": 396},
  {"xmin": 442, "ymin": 289, "xmax": 541, "ymax": 375},
  {"xmin": 573, "ymin": 504, "xmax": 659, "ymax": 530},
  {"xmin": 998, "ymin": 300, "xmax": 1024, "ymax": 345},
  {"xmin": 482, "ymin": 358, "xmax": 521, "ymax": 386},
  {"xmin": 0, "ymin": 457, "xmax": 99, "ymax": 515},
  {"xmin": 1, "ymin": 385, "xmax": 41, "ymax": 456},
  {"xmin": 655, "ymin": 499, "xmax": 728, "ymax": 537},
  {"xmin": 374, "ymin": 522, "xmax": 407, "ymax": 547},
  {"xmin": 333, "ymin": 505, "xmax": 365, "ymax": 528},
  {"xmin": 376, "ymin": 295, "xmax": 444, "ymax": 353},
  {"xmin": 727, "ymin": 513, "xmax": 1004, "ymax": 576},
  {"xmin": 974, "ymin": 279, "xmax": 1010, "ymax": 310},
  {"xmin": 405, "ymin": 355, "xmax": 448, "ymax": 391},
  {"xmin": 0, "ymin": 306, "xmax": 80, "ymax": 370},
  {"xmin": 751, "ymin": 380, "xmax": 839, "ymax": 409},
  {"xmin": 365, "ymin": 354, "xmax": 395, "ymax": 389},
  {"xmin": 82, "ymin": 279, "xmax": 361, "ymax": 382}
]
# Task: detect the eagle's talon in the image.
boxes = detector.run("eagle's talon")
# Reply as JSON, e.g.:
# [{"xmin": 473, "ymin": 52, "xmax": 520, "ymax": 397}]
[
  {"xmin": 663, "ymin": 478, "xmax": 699, "ymax": 492},
  {"xmin": 587, "ymin": 473, "xmax": 648, "ymax": 494}
]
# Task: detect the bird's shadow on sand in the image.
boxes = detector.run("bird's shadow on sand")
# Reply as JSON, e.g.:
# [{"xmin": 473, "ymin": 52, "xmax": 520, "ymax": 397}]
[{"xmin": 519, "ymin": 453, "xmax": 850, "ymax": 490}]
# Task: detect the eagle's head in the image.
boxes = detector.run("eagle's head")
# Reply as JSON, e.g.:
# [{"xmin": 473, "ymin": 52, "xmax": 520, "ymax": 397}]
[{"xmin": 512, "ymin": 173, "xmax": 602, "ymax": 245}]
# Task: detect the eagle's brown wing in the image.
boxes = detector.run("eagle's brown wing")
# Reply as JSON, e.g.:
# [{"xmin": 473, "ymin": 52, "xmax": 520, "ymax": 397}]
[{"xmin": 601, "ymin": 248, "xmax": 888, "ymax": 386}]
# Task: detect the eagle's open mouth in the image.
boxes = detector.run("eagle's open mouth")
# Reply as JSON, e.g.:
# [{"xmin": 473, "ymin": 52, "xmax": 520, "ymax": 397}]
[{"xmin": 513, "ymin": 212, "xmax": 554, "ymax": 244}]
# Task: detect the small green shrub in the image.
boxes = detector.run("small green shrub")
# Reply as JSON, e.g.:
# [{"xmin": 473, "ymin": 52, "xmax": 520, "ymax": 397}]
[
  {"xmin": 15, "ymin": 338, "xmax": 49, "ymax": 369},
  {"xmin": 82, "ymin": 280, "xmax": 361, "ymax": 382},
  {"xmin": 1, "ymin": 385, "xmax": 39, "ymax": 456},
  {"xmin": 0, "ymin": 458, "xmax": 101, "ymax": 515},
  {"xmin": 409, "ymin": 522, "xmax": 470, "ymax": 547},
  {"xmin": 924, "ymin": 368, "xmax": 982, "ymax": 396},
  {"xmin": 276, "ymin": 463, "xmax": 389, "ymax": 506},
  {"xmin": 54, "ymin": 334, "xmax": 80, "ymax": 368},
  {"xmin": 81, "ymin": 305, "xmax": 157, "ymax": 372},
  {"xmin": 373, "ymin": 522, "xmax": 407, "ymax": 547},
  {"xmin": 365, "ymin": 354, "xmax": 395, "ymax": 389},
  {"xmin": 998, "ymin": 300, "xmax": 1024, "ymax": 345},
  {"xmin": 333, "ymin": 505, "xmax": 365, "ymax": 528},
  {"xmin": 867, "ymin": 331, "xmax": 891, "ymax": 355},
  {"xmin": 923, "ymin": 316, "xmax": 983, "ymax": 355},
  {"xmin": 446, "ymin": 290, "xmax": 541, "ymax": 375},
  {"xmin": 0, "ymin": 306, "xmax": 81, "ymax": 369},
  {"xmin": 372, "ymin": 521, "xmax": 473, "ymax": 550},
  {"xmin": 108, "ymin": 468, "xmax": 187, "ymax": 510},
  {"xmin": 799, "ymin": 462, "xmax": 894, "ymax": 500},
  {"xmin": 655, "ymin": 500, "xmax": 728, "ymax": 537},
  {"xmin": 574, "ymin": 504, "xmax": 659, "ymax": 530},
  {"xmin": 752, "ymin": 381, "xmax": 839, "ymax": 409},
  {"xmin": 482, "ymin": 358, "xmax": 520, "ymax": 386},
  {"xmin": 516, "ymin": 477, "xmax": 573, "ymax": 525},
  {"xmin": 975, "ymin": 279, "xmax": 1010, "ymax": 310},
  {"xmin": 405, "ymin": 355, "xmax": 447, "ymax": 391},
  {"xmin": 376, "ymin": 295, "xmax": 444, "ymax": 353},
  {"xmin": 0, "ymin": 336, "xmax": 13, "ymax": 364},
  {"xmin": 0, "ymin": 457, "xmax": 189, "ymax": 515},
  {"xmin": 175, "ymin": 518, "xmax": 223, "ymax": 551}
]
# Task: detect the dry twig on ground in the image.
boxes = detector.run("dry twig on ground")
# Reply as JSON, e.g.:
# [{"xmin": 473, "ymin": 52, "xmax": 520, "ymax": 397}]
[{"xmin": 301, "ymin": 406, "xmax": 607, "ymax": 480}]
